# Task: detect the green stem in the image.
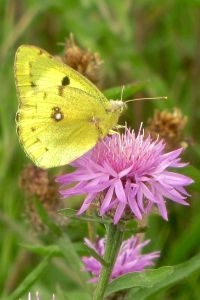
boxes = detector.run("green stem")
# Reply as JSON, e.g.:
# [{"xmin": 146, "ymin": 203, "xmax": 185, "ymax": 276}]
[{"xmin": 93, "ymin": 223, "xmax": 124, "ymax": 300}]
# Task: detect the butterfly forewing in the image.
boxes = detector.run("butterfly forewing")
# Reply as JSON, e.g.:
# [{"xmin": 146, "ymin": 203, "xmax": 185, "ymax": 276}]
[{"xmin": 15, "ymin": 45, "xmax": 107, "ymax": 102}]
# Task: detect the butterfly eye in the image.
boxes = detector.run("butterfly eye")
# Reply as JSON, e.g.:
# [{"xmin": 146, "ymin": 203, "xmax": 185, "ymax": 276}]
[{"xmin": 61, "ymin": 76, "xmax": 70, "ymax": 86}]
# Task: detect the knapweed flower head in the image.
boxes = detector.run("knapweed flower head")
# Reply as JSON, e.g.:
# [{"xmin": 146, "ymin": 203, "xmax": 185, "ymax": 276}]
[
  {"xmin": 57, "ymin": 127, "xmax": 193, "ymax": 224},
  {"xmin": 82, "ymin": 235, "xmax": 160, "ymax": 282}
]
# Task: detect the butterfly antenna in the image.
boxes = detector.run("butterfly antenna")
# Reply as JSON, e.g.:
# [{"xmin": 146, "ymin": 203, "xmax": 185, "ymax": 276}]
[
  {"xmin": 121, "ymin": 85, "xmax": 125, "ymax": 101},
  {"xmin": 125, "ymin": 96, "xmax": 167, "ymax": 104}
]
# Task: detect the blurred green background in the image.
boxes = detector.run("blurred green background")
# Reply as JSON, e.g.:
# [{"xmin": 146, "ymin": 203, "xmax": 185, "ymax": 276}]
[{"xmin": 1, "ymin": 1, "xmax": 200, "ymax": 299}]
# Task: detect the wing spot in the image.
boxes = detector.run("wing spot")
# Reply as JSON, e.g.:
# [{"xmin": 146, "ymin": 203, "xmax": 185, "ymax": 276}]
[
  {"xmin": 16, "ymin": 126, "xmax": 21, "ymax": 136},
  {"xmin": 62, "ymin": 76, "xmax": 70, "ymax": 86},
  {"xmin": 45, "ymin": 147, "xmax": 49, "ymax": 152},
  {"xmin": 29, "ymin": 62, "xmax": 35, "ymax": 82},
  {"xmin": 43, "ymin": 92, "xmax": 47, "ymax": 100},
  {"xmin": 51, "ymin": 106, "xmax": 64, "ymax": 122},
  {"xmin": 58, "ymin": 85, "xmax": 64, "ymax": 96},
  {"xmin": 31, "ymin": 127, "xmax": 36, "ymax": 132},
  {"xmin": 16, "ymin": 112, "xmax": 20, "ymax": 122},
  {"xmin": 31, "ymin": 81, "xmax": 36, "ymax": 87},
  {"xmin": 58, "ymin": 76, "xmax": 70, "ymax": 95}
]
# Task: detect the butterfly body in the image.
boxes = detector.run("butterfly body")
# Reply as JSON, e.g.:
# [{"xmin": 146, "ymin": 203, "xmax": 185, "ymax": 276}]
[{"xmin": 15, "ymin": 45, "xmax": 124, "ymax": 168}]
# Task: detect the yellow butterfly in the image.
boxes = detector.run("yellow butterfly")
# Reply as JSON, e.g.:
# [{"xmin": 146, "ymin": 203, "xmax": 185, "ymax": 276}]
[{"xmin": 14, "ymin": 45, "xmax": 125, "ymax": 169}]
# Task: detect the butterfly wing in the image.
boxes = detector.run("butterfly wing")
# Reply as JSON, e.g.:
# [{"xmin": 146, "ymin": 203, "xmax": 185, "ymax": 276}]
[
  {"xmin": 15, "ymin": 45, "xmax": 116, "ymax": 168},
  {"xmin": 15, "ymin": 45, "xmax": 107, "ymax": 102}
]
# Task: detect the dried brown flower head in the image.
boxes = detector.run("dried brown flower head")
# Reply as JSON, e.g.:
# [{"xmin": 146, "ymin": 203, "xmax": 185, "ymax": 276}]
[
  {"xmin": 146, "ymin": 108, "xmax": 187, "ymax": 151},
  {"xmin": 61, "ymin": 34, "xmax": 102, "ymax": 86},
  {"xmin": 19, "ymin": 165, "xmax": 64, "ymax": 232}
]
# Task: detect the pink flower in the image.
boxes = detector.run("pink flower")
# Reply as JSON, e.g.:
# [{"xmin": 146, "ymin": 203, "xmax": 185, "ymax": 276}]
[
  {"xmin": 82, "ymin": 236, "xmax": 160, "ymax": 282},
  {"xmin": 57, "ymin": 127, "xmax": 193, "ymax": 224}
]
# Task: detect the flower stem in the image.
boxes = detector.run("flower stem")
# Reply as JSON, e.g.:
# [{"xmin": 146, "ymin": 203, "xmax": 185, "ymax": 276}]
[{"xmin": 93, "ymin": 223, "xmax": 124, "ymax": 300}]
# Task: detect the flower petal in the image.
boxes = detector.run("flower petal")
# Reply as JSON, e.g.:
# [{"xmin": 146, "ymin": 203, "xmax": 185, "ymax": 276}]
[
  {"xmin": 114, "ymin": 202, "xmax": 126, "ymax": 224},
  {"xmin": 100, "ymin": 185, "xmax": 115, "ymax": 214},
  {"xmin": 77, "ymin": 194, "xmax": 97, "ymax": 215},
  {"xmin": 114, "ymin": 179, "xmax": 127, "ymax": 203}
]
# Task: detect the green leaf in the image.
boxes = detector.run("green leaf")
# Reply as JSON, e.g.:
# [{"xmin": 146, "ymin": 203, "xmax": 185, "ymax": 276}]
[
  {"xmin": 57, "ymin": 234, "xmax": 91, "ymax": 292},
  {"xmin": 20, "ymin": 243, "xmax": 61, "ymax": 256},
  {"xmin": 131, "ymin": 252, "xmax": 200, "ymax": 299},
  {"xmin": 5, "ymin": 254, "xmax": 53, "ymax": 300},
  {"xmin": 58, "ymin": 208, "xmax": 111, "ymax": 224},
  {"xmin": 83, "ymin": 244, "xmax": 108, "ymax": 267},
  {"xmin": 105, "ymin": 266, "xmax": 173, "ymax": 296},
  {"xmin": 34, "ymin": 198, "xmax": 62, "ymax": 236},
  {"xmin": 105, "ymin": 252, "xmax": 200, "ymax": 299},
  {"xmin": 103, "ymin": 81, "xmax": 148, "ymax": 100},
  {"xmin": 180, "ymin": 165, "xmax": 200, "ymax": 192},
  {"xmin": 61, "ymin": 290, "xmax": 92, "ymax": 300}
]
